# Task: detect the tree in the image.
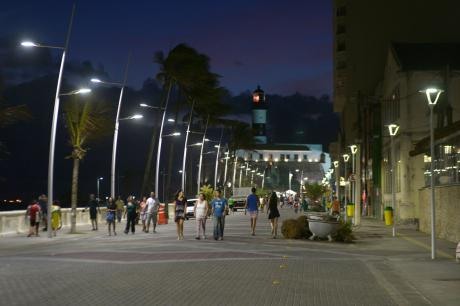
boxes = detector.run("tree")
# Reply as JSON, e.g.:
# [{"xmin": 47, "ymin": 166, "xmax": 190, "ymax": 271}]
[
  {"xmin": 63, "ymin": 96, "xmax": 112, "ymax": 233},
  {"xmin": 0, "ymin": 77, "xmax": 31, "ymax": 158}
]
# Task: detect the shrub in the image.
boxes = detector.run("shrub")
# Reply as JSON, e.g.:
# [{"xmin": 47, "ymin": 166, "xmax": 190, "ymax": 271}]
[
  {"xmin": 296, "ymin": 215, "xmax": 312, "ymax": 238},
  {"xmin": 281, "ymin": 219, "xmax": 304, "ymax": 239},
  {"xmin": 332, "ymin": 220, "xmax": 355, "ymax": 243}
]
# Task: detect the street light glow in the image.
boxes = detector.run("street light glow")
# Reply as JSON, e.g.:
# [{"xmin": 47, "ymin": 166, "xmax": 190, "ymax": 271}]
[
  {"xmin": 140, "ymin": 103, "xmax": 148, "ymax": 107},
  {"xmin": 99, "ymin": 177, "xmax": 103, "ymax": 180},
  {"xmin": 350, "ymin": 145, "xmax": 358, "ymax": 155},
  {"xmin": 168, "ymin": 118, "xmax": 175, "ymax": 122},
  {"xmin": 172, "ymin": 132, "xmax": 181, "ymax": 136},
  {"xmin": 75, "ymin": 88, "xmax": 91, "ymax": 94},
  {"xmin": 388, "ymin": 124, "xmax": 400, "ymax": 136},
  {"xmin": 131, "ymin": 114, "xmax": 143, "ymax": 120},
  {"xmin": 333, "ymin": 161, "xmax": 339, "ymax": 168},
  {"xmin": 90, "ymin": 78, "xmax": 102, "ymax": 83},
  {"xmin": 420, "ymin": 88, "xmax": 443, "ymax": 105},
  {"xmin": 21, "ymin": 41, "xmax": 38, "ymax": 47},
  {"xmin": 193, "ymin": 142, "xmax": 202, "ymax": 146}
]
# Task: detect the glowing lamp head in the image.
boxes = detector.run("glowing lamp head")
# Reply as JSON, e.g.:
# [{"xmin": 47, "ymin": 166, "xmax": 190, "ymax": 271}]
[
  {"xmin": 349, "ymin": 145, "xmax": 358, "ymax": 155},
  {"xmin": 131, "ymin": 114, "xmax": 143, "ymax": 120},
  {"xmin": 21, "ymin": 41, "xmax": 38, "ymax": 47},
  {"xmin": 76, "ymin": 88, "xmax": 91, "ymax": 94},
  {"xmin": 343, "ymin": 154, "xmax": 350, "ymax": 162},
  {"xmin": 90, "ymin": 78, "xmax": 102, "ymax": 83},
  {"xmin": 388, "ymin": 124, "xmax": 400, "ymax": 136},
  {"xmin": 420, "ymin": 88, "xmax": 443, "ymax": 105},
  {"xmin": 333, "ymin": 161, "xmax": 339, "ymax": 168}
]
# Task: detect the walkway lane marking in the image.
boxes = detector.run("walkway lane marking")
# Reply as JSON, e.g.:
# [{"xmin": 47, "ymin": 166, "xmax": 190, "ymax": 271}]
[{"xmin": 397, "ymin": 234, "xmax": 454, "ymax": 259}]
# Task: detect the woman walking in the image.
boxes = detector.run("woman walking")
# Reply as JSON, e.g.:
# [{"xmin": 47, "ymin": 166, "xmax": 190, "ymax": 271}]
[
  {"xmin": 124, "ymin": 196, "xmax": 136, "ymax": 234},
  {"xmin": 267, "ymin": 192, "xmax": 281, "ymax": 238},
  {"xmin": 139, "ymin": 196, "xmax": 147, "ymax": 232},
  {"xmin": 174, "ymin": 190, "xmax": 187, "ymax": 240},
  {"xmin": 50, "ymin": 200, "xmax": 62, "ymax": 237},
  {"xmin": 194, "ymin": 193, "xmax": 208, "ymax": 240},
  {"xmin": 106, "ymin": 197, "xmax": 117, "ymax": 236}
]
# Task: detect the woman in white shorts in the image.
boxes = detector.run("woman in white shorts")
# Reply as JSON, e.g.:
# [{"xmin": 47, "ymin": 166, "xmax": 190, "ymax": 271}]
[{"xmin": 194, "ymin": 193, "xmax": 209, "ymax": 240}]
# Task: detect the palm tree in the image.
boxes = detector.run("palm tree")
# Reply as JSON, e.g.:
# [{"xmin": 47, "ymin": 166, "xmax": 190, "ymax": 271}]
[
  {"xmin": 63, "ymin": 96, "xmax": 112, "ymax": 233},
  {"xmin": 0, "ymin": 77, "xmax": 31, "ymax": 157},
  {"xmin": 142, "ymin": 43, "xmax": 222, "ymax": 198}
]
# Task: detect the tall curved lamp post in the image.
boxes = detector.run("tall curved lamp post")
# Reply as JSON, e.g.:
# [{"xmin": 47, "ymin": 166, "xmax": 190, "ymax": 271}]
[
  {"xmin": 388, "ymin": 124, "xmax": 400, "ymax": 237},
  {"xmin": 349, "ymin": 145, "xmax": 358, "ymax": 224},
  {"xmin": 90, "ymin": 56, "xmax": 130, "ymax": 199},
  {"xmin": 420, "ymin": 87, "xmax": 443, "ymax": 259},
  {"xmin": 21, "ymin": 4, "xmax": 76, "ymax": 239}
]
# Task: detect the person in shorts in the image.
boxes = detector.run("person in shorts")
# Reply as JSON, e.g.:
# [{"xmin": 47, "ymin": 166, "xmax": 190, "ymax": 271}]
[
  {"xmin": 146, "ymin": 192, "xmax": 159, "ymax": 233},
  {"xmin": 26, "ymin": 200, "xmax": 41, "ymax": 237},
  {"xmin": 245, "ymin": 187, "xmax": 259, "ymax": 236}
]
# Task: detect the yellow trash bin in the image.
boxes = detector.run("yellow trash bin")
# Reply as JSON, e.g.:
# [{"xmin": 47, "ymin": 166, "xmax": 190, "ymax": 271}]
[
  {"xmin": 346, "ymin": 204, "xmax": 354, "ymax": 217},
  {"xmin": 384, "ymin": 207, "xmax": 393, "ymax": 225}
]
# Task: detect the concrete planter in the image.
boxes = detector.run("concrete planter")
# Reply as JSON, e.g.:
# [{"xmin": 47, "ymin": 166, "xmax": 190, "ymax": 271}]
[{"xmin": 308, "ymin": 219, "xmax": 340, "ymax": 241}]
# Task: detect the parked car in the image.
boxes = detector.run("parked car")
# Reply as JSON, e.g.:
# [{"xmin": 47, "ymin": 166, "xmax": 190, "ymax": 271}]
[{"xmin": 185, "ymin": 198, "xmax": 197, "ymax": 220}]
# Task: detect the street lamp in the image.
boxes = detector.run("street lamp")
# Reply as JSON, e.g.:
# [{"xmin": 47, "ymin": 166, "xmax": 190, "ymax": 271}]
[
  {"xmin": 21, "ymin": 4, "xmax": 76, "ymax": 238},
  {"xmin": 223, "ymin": 151, "xmax": 230, "ymax": 197},
  {"xmin": 388, "ymin": 124, "xmax": 399, "ymax": 237},
  {"xmin": 349, "ymin": 145, "xmax": 358, "ymax": 224},
  {"xmin": 96, "ymin": 177, "xmax": 103, "ymax": 201},
  {"xmin": 420, "ymin": 87, "xmax": 443, "ymax": 259},
  {"xmin": 197, "ymin": 116, "xmax": 210, "ymax": 195},
  {"xmin": 91, "ymin": 56, "xmax": 131, "ymax": 199},
  {"xmin": 342, "ymin": 153, "xmax": 350, "ymax": 221},
  {"xmin": 333, "ymin": 160, "xmax": 340, "ymax": 201}
]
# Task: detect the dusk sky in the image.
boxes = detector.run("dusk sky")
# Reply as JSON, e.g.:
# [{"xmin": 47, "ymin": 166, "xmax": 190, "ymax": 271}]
[{"xmin": 1, "ymin": 0, "xmax": 332, "ymax": 96}]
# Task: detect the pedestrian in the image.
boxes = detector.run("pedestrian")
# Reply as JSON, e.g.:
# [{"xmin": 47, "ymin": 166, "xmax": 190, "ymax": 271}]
[
  {"xmin": 194, "ymin": 192, "xmax": 209, "ymax": 240},
  {"xmin": 50, "ymin": 200, "xmax": 62, "ymax": 237},
  {"xmin": 331, "ymin": 196, "xmax": 340, "ymax": 216},
  {"xmin": 294, "ymin": 200, "xmax": 299, "ymax": 214},
  {"xmin": 267, "ymin": 192, "xmax": 281, "ymax": 238},
  {"xmin": 26, "ymin": 200, "xmax": 41, "ymax": 237},
  {"xmin": 115, "ymin": 196, "xmax": 125, "ymax": 223},
  {"xmin": 139, "ymin": 196, "xmax": 147, "ymax": 232},
  {"xmin": 146, "ymin": 192, "xmax": 159, "ymax": 233},
  {"xmin": 245, "ymin": 187, "xmax": 259, "ymax": 236},
  {"xmin": 211, "ymin": 190, "xmax": 227, "ymax": 240},
  {"xmin": 174, "ymin": 190, "xmax": 187, "ymax": 240},
  {"xmin": 124, "ymin": 196, "xmax": 136, "ymax": 234},
  {"xmin": 38, "ymin": 194, "xmax": 48, "ymax": 231},
  {"xmin": 85, "ymin": 194, "xmax": 100, "ymax": 231},
  {"xmin": 106, "ymin": 197, "xmax": 117, "ymax": 236}
]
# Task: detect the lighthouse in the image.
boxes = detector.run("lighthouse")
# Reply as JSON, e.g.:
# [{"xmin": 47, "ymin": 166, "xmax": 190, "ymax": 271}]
[{"xmin": 252, "ymin": 85, "xmax": 268, "ymax": 144}]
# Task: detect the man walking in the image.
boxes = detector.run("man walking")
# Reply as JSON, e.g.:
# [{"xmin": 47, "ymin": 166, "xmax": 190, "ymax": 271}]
[
  {"xmin": 211, "ymin": 190, "xmax": 227, "ymax": 241},
  {"xmin": 115, "ymin": 196, "xmax": 125, "ymax": 223},
  {"xmin": 245, "ymin": 187, "xmax": 259, "ymax": 236},
  {"xmin": 146, "ymin": 192, "xmax": 159, "ymax": 233},
  {"xmin": 38, "ymin": 194, "xmax": 48, "ymax": 231}
]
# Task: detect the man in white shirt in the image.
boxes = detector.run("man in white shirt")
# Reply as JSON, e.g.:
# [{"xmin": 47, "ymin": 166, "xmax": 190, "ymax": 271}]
[{"xmin": 146, "ymin": 192, "xmax": 159, "ymax": 233}]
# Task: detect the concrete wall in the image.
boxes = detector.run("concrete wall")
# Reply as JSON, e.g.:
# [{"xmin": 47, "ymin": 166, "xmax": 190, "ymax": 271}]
[
  {"xmin": 419, "ymin": 185, "xmax": 460, "ymax": 243},
  {"xmin": 0, "ymin": 207, "xmax": 107, "ymax": 236}
]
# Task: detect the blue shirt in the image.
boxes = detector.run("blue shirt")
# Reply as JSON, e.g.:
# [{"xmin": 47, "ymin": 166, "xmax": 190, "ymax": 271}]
[
  {"xmin": 246, "ymin": 194, "xmax": 259, "ymax": 212},
  {"xmin": 211, "ymin": 198, "xmax": 227, "ymax": 217}
]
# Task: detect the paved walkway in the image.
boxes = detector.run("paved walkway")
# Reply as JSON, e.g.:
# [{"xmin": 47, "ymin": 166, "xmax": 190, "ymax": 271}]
[{"xmin": 0, "ymin": 208, "xmax": 458, "ymax": 306}]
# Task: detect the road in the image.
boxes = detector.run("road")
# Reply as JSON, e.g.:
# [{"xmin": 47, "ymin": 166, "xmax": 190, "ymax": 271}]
[{"xmin": 0, "ymin": 208, "xmax": 458, "ymax": 306}]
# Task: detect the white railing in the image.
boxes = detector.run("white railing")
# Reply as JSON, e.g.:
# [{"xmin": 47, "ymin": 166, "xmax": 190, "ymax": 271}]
[{"xmin": 0, "ymin": 207, "xmax": 107, "ymax": 236}]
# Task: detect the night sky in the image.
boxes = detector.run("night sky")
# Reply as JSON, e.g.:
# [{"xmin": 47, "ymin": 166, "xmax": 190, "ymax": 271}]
[{"xmin": 1, "ymin": 0, "xmax": 332, "ymax": 96}]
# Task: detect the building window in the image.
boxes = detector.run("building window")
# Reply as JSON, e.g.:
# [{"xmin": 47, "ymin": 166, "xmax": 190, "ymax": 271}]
[
  {"xmin": 269, "ymin": 154, "xmax": 273, "ymax": 160},
  {"xmin": 383, "ymin": 85, "xmax": 400, "ymax": 125},
  {"xmin": 337, "ymin": 61, "xmax": 347, "ymax": 70},
  {"xmin": 424, "ymin": 143, "xmax": 460, "ymax": 186},
  {"xmin": 280, "ymin": 154, "xmax": 285, "ymax": 160},
  {"xmin": 336, "ymin": 6, "xmax": 346, "ymax": 17},
  {"xmin": 286, "ymin": 154, "xmax": 290, "ymax": 160},
  {"xmin": 336, "ymin": 24, "xmax": 346, "ymax": 34},
  {"xmin": 259, "ymin": 153, "xmax": 263, "ymax": 160},
  {"xmin": 303, "ymin": 154, "xmax": 308, "ymax": 160},
  {"xmin": 337, "ymin": 41, "xmax": 346, "ymax": 52},
  {"xmin": 294, "ymin": 154, "xmax": 298, "ymax": 160}
]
